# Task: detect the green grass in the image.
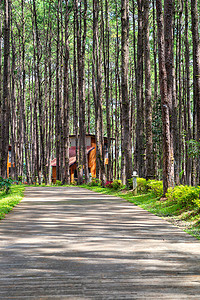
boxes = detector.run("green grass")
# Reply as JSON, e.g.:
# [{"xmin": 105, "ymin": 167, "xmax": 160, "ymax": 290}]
[
  {"xmin": 80, "ymin": 184, "xmax": 200, "ymax": 240},
  {"xmin": 0, "ymin": 184, "xmax": 25, "ymax": 220}
]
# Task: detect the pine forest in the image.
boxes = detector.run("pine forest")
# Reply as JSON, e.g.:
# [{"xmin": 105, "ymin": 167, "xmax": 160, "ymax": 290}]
[{"xmin": 0, "ymin": 0, "xmax": 200, "ymax": 196}]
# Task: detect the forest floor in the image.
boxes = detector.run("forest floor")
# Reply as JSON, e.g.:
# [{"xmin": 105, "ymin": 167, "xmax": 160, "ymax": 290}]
[
  {"xmin": 0, "ymin": 186, "xmax": 200, "ymax": 299},
  {"xmin": 80, "ymin": 184, "xmax": 200, "ymax": 240}
]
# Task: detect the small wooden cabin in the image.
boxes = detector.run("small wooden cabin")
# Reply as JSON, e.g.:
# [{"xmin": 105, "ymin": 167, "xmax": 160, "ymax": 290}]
[
  {"xmin": 7, "ymin": 145, "xmax": 12, "ymax": 178},
  {"xmin": 51, "ymin": 134, "xmax": 109, "ymax": 183}
]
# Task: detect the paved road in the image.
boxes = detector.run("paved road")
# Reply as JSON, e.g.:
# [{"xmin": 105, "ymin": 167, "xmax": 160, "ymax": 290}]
[{"xmin": 0, "ymin": 187, "xmax": 200, "ymax": 299}]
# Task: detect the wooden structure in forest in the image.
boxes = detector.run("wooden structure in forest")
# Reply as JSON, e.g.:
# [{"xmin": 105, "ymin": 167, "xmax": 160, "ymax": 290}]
[
  {"xmin": 51, "ymin": 134, "xmax": 109, "ymax": 183},
  {"xmin": 7, "ymin": 145, "xmax": 13, "ymax": 178}
]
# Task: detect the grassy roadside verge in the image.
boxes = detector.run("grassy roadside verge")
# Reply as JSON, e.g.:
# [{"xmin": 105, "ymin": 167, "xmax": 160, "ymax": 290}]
[
  {"xmin": 80, "ymin": 184, "xmax": 200, "ymax": 240},
  {"xmin": 0, "ymin": 185, "xmax": 25, "ymax": 220}
]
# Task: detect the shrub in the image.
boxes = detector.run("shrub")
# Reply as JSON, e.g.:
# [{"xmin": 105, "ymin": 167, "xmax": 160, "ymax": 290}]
[
  {"xmin": 0, "ymin": 177, "xmax": 13, "ymax": 194},
  {"xmin": 193, "ymin": 199, "xmax": 200, "ymax": 211},
  {"xmin": 146, "ymin": 180, "xmax": 163, "ymax": 197},
  {"xmin": 127, "ymin": 178, "xmax": 133, "ymax": 189},
  {"xmin": 105, "ymin": 181, "xmax": 113, "ymax": 188},
  {"xmin": 111, "ymin": 179, "xmax": 122, "ymax": 190},
  {"xmin": 89, "ymin": 178, "xmax": 101, "ymax": 187},
  {"xmin": 135, "ymin": 178, "xmax": 163, "ymax": 196},
  {"xmin": 137, "ymin": 178, "xmax": 148, "ymax": 194},
  {"xmin": 55, "ymin": 180, "xmax": 62, "ymax": 186},
  {"xmin": 166, "ymin": 185, "xmax": 200, "ymax": 207},
  {"xmin": 71, "ymin": 180, "xmax": 77, "ymax": 186},
  {"xmin": 18, "ymin": 176, "xmax": 22, "ymax": 182}
]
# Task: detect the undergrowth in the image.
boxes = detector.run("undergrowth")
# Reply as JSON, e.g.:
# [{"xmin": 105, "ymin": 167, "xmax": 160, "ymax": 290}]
[{"xmin": 0, "ymin": 185, "xmax": 25, "ymax": 220}]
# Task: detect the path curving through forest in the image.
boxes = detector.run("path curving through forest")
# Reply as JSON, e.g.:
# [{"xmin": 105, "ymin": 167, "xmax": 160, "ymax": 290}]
[{"xmin": 0, "ymin": 186, "xmax": 200, "ymax": 299}]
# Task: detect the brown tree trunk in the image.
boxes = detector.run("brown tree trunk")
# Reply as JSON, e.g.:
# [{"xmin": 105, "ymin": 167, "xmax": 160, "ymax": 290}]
[
  {"xmin": 164, "ymin": 0, "xmax": 176, "ymax": 186},
  {"xmin": 191, "ymin": 0, "xmax": 200, "ymax": 185},
  {"xmin": 0, "ymin": 7, "xmax": 2, "ymax": 174},
  {"xmin": 93, "ymin": 0, "xmax": 106, "ymax": 185},
  {"xmin": 153, "ymin": 0, "xmax": 159, "ymax": 177},
  {"xmin": 114, "ymin": 0, "xmax": 121, "ymax": 181},
  {"xmin": 55, "ymin": 0, "xmax": 61, "ymax": 182},
  {"xmin": 63, "ymin": 1, "xmax": 70, "ymax": 185},
  {"xmin": 185, "ymin": 0, "xmax": 192, "ymax": 186},
  {"xmin": 178, "ymin": 6, "xmax": 183, "ymax": 183},
  {"xmin": 121, "ymin": 0, "xmax": 133, "ymax": 186},
  {"xmin": 1, "ymin": 0, "xmax": 10, "ymax": 178},
  {"xmin": 103, "ymin": 0, "xmax": 112, "ymax": 181},
  {"xmin": 10, "ymin": 15, "xmax": 17, "ymax": 180},
  {"xmin": 46, "ymin": 7, "xmax": 52, "ymax": 185},
  {"xmin": 87, "ymin": 59, "xmax": 90, "ymax": 134},
  {"xmin": 144, "ymin": 0, "xmax": 154, "ymax": 180},
  {"xmin": 136, "ymin": 0, "xmax": 145, "ymax": 178},
  {"xmin": 75, "ymin": 0, "xmax": 89, "ymax": 184},
  {"xmin": 156, "ymin": 0, "xmax": 174, "ymax": 195},
  {"xmin": 33, "ymin": 0, "xmax": 47, "ymax": 184},
  {"xmin": 21, "ymin": 0, "xmax": 30, "ymax": 183}
]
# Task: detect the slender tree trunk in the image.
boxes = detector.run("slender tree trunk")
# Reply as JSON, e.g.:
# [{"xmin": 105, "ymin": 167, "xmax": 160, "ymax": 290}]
[
  {"xmin": 93, "ymin": 0, "xmax": 105, "ymax": 184},
  {"xmin": 114, "ymin": 33, "xmax": 119, "ymax": 179},
  {"xmin": 56, "ymin": 0, "xmax": 61, "ymax": 182},
  {"xmin": 60, "ymin": 2, "xmax": 64, "ymax": 183},
  {"xmin": 21, "ymin": 0, "xmax": 30, "ymax": 183},
  {"xmin": 136, "ymin": 0, "xmax": 144, "ymax": 178},
  {"xmin": 1, "ymin": 0, "xmax": 10, "ymax": 178},
  {"xmin": 75, "ymin": 0, "xmax": 89, "ymax": 184},
  {"xmin": 121, "ymin": 0, "xmax": 133, "ymax": 186},
  {"xmin": 82, "ymin": 0, "xmax": 89, "ymax": 184},
  {"xmin": 178, "ymin": 6, "xmax": 183, "ymax": 183},
  {"xmin": 144, "ymin": 0, "xmax": 153, "ymax": 180},
  {"xmin": 114, "ymin": 1, "xmax": 120, "ymax": 181},
  {"xmin": 63, "ymin": 1, "xmax": 70, "ymax": 184},
  {"xmin": 153, "ymin": 0, "xmax": 159, "ymax": 177},
  {"xmin": 185, "ymin": 0, "xmax": 192, "ymax": 185},
  {"xmin": 191, "ymin": 0, "xmax": 200, "ymax": 185},
  {"xmin": 45, "ymin": 7, "xmax": 52, "ymax": 185},
  {"xmin": 33, "ymin": 0, "xmax": 47, "ymax": 184},
  {"xmin": 0, "ymin": 7, "xmax": 2, "ymax": 174},
  {"xmin": 32, "ymin": 9, "xmax": 40, "ymax": 184},
  {"xmin": 103, "ymin": 0, "xmax": 112, "ymax": 181},
  {"xmin": 72, "ymin": 9, "xmax": 79, "ymax": 182},
  {"xmin": 10, "ymin": 15, "xmax": 17, "ymax": 180},
  {"xmin": 156, "ymin": 0, "xmax": 174, "ymax": 195},
  {"xmin": 164, "ymin": 0, "xmax": 176, "ymax": 186},
  {"xmin": 87, "ymin": 59, "xmax": 90, "ymax": 134}
]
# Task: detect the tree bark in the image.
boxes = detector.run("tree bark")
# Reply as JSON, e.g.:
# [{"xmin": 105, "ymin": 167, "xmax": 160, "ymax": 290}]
[
  {"xmin": 121, "ymin": 0, "xmax": 133, "ymax": 186},
  {"xmin": 75, "ymin": 0, "xmax": 89, "ymax": 184},
  {"xmin": 93, "ymin": 0, "xmax": 106, "ymax": 185},
  {"xmin": 164, "ymin": 0, "xmax": 176, "ymax": 186},
  {"xmin": 1, "ymin": 0, "xmax": 10, "ymax": 178},
  {"xmin": 144, "ymin": 0, "xmax": 154, "ymax": 180},
  {"xmin": 0, "ymin": 7, "xmax": 2, "ymax": 174},
  {"xmin": 103, "ymin": 0, "xmax": 112, "ymax": 181},
  {"xmin": 63, "ymin": 0, "xmax": 70, "ymax": 184},
  {"xmin": 33, "ymin": 0, "xmax": 47, "ymax": 184},
  {"xmin": 185, "ymin": 0, "xmax": 192, "ymax": 185},
  {"xmin": 191, "ymin": 0, "xmax": 200, "ymax": 185},
  {"xmin": 21, "ymin": 0, "xmax": 30, "ymax": 183},
  {"xmin": 156, "ymin": 0, "xmax": 174, "ymax": 195},
  {"xmin": 136, "ymin": 0, "xmax": 145, "ymax": 178}
]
